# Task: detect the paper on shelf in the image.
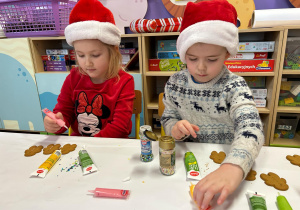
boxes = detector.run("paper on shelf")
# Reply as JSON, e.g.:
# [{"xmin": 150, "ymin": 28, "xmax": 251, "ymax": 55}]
[{"xmin": 251, "ymin": 8, "xmax": 300, "ymax": 28}]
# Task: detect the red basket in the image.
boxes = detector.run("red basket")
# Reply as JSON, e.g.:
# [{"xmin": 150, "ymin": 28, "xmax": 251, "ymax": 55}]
[{"xmin": 0, "ymin": 0, "xmax": 77, "ymax": 38}]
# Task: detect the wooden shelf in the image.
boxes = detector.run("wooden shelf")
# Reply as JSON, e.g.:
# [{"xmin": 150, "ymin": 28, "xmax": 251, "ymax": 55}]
[
  {"xmin": 282, "ymin": 70, "xmax": 300, "ymax": 74},
  {"xmin": 271, "ymin": 133, "xmax": 300, "ymax": 147},
  {"xmin": 145, "ymin": 71, "xmax": 275, "ymax": 77},
  {"xmin": 277, "ymin": 106, "xmax": 300, "ymax": 113}
]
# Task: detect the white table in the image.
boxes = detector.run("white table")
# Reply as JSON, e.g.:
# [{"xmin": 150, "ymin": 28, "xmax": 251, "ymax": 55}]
[{"xmin": 0, "ymin": 132, "xmax": 299, "ymax": 210}]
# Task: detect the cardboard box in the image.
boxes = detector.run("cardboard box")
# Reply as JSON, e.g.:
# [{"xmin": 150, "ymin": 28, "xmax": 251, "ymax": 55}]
[
  {"xmin": 224, "ymin": 59, "xmax": 274, "ymax": 72},
  {"xmin": 41, "ymin": 55, "xmax": 69, "ymax": 61},
  {"xmin": 254, "ymin": 99, "xmax": 266, "ymax": 107},
  {"xmin": 149, "ymin": 59, "xmax": 186, "ymax": 71},
  {"xmin": 251, "ymin": 89, "xmax": 268, "ymax": 99},
  {"xmin": 229, "ymin": 52, "xmax": 268, "ymax": 60},
  {"xmin": 44, "ymin": 66, "xmax": 68, "ymax": 71},
  {"xmin": 119, "ymin": 48, "xmax": 137, "ymax": 55},
  {"xmin": 238, "ymin": 41, "xmax": 275, "ymax": 52},
  {"xmin": 157, "ymin": 51, "xmax": 179, "ymax": 59},
  {"xmin": 157, "ymin": 40, "xmax": 177, "ymax": 51},
  {"xmin": 244, "ymin": 77, "xmax": 266, "ymax": 88},
  {"xmin": 46, "ymin": 49, "xmax": 69, "ymax": 55}
]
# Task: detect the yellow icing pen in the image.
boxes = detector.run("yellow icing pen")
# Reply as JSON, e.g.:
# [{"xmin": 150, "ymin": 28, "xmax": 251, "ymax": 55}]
[
  {"xmin": 277, "ymin": 192, "xmax": 292, "ymax": 210},
  {"xmin": 31, "ymin": 150, "xmax": 61, "ymax": 178}
]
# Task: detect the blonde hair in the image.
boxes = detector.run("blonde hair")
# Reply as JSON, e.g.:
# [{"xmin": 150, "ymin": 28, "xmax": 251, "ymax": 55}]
[{"xmin": 76, "ymin": 41, "xmax": 123, "ymax": 81}]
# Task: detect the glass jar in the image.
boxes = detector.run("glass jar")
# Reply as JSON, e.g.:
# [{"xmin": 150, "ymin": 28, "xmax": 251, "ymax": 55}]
[{"xmin": 159, "ymin": 136, "xmax": 175, "ymax": 175}]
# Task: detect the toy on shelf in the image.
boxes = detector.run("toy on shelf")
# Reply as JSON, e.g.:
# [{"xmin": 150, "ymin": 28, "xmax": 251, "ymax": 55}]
[{"xmin": 130, "ymin": 18, "xmax": 182, "ymax": 33}]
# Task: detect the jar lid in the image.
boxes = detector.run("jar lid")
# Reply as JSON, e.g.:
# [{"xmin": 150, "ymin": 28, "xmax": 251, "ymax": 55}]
[{"xmin": 159, "ymin": 136, "xmax": 175, "ymax": 150}]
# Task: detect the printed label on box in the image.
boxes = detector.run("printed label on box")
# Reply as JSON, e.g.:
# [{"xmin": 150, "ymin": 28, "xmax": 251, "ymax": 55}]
[
  {"xmin": 157, "ymin": 40, "xmax": 177, "ymax": 51},
  {"xmin": 224, "ymin": 60, "xmax": 274, "ymax": 72},
  {"xmin": 157, "ymin": 51, "xmax": 179, "ymax": 59},
  {"xmin": 229, "ymin": 52, "xmax": 268, "ymax": 60},
  {"xmin": 149, "ymin": 59, "xmax": 186, "ymax": 71}
]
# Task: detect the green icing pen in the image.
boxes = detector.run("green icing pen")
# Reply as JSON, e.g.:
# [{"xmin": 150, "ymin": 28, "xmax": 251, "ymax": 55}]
[
  {"xmin": 184, "ymin": 151, "xmax": 201, "ymax": 180},
  {"xmin": 277, "ymin": 193, "xmax": 292, "ymax": 210},
  {"xmin": 79, "ymin": 146, "xmax": 98, "ymax": 176}
]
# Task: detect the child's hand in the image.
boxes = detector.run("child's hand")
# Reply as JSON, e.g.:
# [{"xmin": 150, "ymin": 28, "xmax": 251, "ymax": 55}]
[
  {"xmin": 193, "ymin": 163, "xmax": 243, "ymax": 210},
  {"xmin": 44, "ymin": 112, "xmax": 64, "ymax": 133},
  {"xmin": 171, "ymin": 120, "xmax": 199, "ymax": 140}
]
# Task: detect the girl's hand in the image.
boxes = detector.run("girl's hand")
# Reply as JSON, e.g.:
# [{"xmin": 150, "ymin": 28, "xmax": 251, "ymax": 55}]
[
  {"xmin": 44, "ymin": 112, "xmax": 64, "ymax": 133},
  {"xmin": 193, "ymin": 163, "xmax": 243, "ymax": 210},
  {"xmin": 171, "ymin": 120, "xmax": 199, "ymax": 140}
]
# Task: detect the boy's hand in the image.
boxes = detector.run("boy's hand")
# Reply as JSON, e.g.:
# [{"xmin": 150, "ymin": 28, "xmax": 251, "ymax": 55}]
[
  {"xmin": 171, "ymin": 120, "xmax": 199, "ymax": 140},
  {"xmin": 44, "ymin": 112, "xmax": 64, "ymax": 133},
  {"xmin": 193, "ymin": 163, "xmax": 243, "ymax": 210}
]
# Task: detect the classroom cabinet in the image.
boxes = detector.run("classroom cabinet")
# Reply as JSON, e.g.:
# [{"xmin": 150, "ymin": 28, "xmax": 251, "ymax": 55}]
[
  {"xmin": 141, "ymin": 29, "xmax": 285, "ymax": 146},
  {"xmin": 270, "ymin": 26, "xmax": 300, "ymax": 147}
]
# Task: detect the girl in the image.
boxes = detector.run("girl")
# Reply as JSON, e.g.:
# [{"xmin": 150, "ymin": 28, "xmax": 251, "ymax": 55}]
[{"xmin": 43, "ymin": 0, "xmax": 135, "ymax": 138}]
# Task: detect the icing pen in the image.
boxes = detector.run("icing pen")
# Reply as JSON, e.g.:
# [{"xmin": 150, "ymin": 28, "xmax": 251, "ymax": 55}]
[
  {"xmin": 88, "ymin": 188, "xmax": 130, "ymax": 199},
  {"xmin": 277, "ymin": 192, "xmax": 292, "ymax": 210},
  {"xmin": 42, "ymin": 108, "xmax": 68, "ymax": 129},
  {"xmin": 190, "ymin": 183, "xmax": 212, "ymax": 210}
]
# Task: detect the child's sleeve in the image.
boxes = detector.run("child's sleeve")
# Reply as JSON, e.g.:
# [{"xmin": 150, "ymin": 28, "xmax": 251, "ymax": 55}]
[
  {"xmin": 222, "ymin": 77, "xmax": 265, "ymax": 179},
  {"xmin": 94, "ymin": 77, "xmax": 135, "ymax": 138},
  {"xmin": 53, "ymin": 72, "xmax": 77, "ymax": 134},
  {"xmin": 161, "ymin": 79, "xmax": 182, "ymax": 136}
]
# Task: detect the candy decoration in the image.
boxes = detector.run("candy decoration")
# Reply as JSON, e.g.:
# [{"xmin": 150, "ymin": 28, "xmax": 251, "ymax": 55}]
[{"xmin": 130, "ymin": 18, "xmax": 182, "ymax": 33}]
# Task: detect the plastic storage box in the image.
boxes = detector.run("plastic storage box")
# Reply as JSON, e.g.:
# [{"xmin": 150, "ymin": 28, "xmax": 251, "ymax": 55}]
[
  {"xmin": 0, "ymin": 0, "xmax": 77, "ymax": 38},
  {"xmin": 283, "ymin": 37, "xmax": 300, "ymax": 70},
  {"xmin": 274, "ymin": 113, "xmax": 300, "ymax": 139},
  {"xmin": 278, "ymin": 79, "xmax": 300, "ymax": 107}
]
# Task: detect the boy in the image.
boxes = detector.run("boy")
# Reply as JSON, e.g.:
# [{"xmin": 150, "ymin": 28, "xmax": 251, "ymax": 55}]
[{"xmin": 161, "ymin": 1, "xmax": 264, "ymax": 209}]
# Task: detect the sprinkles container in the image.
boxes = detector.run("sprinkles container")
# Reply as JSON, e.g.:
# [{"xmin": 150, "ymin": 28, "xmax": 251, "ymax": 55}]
[
  {"xmin": 159, "ymin": 136, "xmax": 175, "ymax": 175},
  {"xmin": 140, "ymin": 125, "xmax": 154, "ymax": 162}
]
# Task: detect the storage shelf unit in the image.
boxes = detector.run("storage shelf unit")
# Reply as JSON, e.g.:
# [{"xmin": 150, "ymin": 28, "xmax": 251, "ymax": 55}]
[
  {"xmin": 141, "ymin": 28, "xmax": 284, "ymax": 145},
  {"xmin": 270, "ymin": 26, "xmax": 300, "ymax": 147}
]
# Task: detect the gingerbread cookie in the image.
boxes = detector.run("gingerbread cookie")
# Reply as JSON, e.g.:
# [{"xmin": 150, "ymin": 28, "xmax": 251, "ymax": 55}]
[
  {"xmin": 210, "ymin": 151, "xmax": 226, "ymax": 164},
  {"xmin": 43, "ymin": 144, "xmax": 61, "ymax": 155},
  {"xmin": 24, "ymin": 145, "xmax": 43, "ymax": 157},
  {"xmin": 61, "ymin": 144, "xmax": 77, "ymax": 155},
  {"xmin": 286, "ymin": 155, "xmax": 300, "ymax": 167},
  {"xmin": 260, "ymin": 172, "xmax": 289, "ymax": 191},
  {"xmin": 245, "ymin": 169, "xmax": 257, "ymax": 181}
]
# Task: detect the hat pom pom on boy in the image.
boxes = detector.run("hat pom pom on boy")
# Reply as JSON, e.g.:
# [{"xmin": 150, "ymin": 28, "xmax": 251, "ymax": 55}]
[
  {"xmin": 177, "ymin": 0, "xmax": 239, "ymax": 63},
  {"xmin": 65, "ymin": 0, "xmax": 121, "ymax": 47}
]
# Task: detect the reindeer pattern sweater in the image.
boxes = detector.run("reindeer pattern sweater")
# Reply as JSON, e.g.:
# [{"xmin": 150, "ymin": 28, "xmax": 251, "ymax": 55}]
[{"xmin": 161, "ymin": 66, "xmax": 264, "ymax": 177}]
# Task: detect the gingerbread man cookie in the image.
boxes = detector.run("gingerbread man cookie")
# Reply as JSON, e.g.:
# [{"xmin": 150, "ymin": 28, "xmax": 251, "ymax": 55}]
[
  {"xmin": 245, "ymin": 169, "xmax": 257, "ymax": 181},
  {"xmin": 24, "ymin": 145, "xmax": 43, "ymax": 157},
  {"xmin": 61, "ymin": 144, "xmax": 77, "ymax": 155},
  {"xmin": 210, "ymin": 151, "xmax": 226, "ymax": 164},
  {"xmin": 43, "ymin": 144, "xmax": 61, "ymax": 155},
  {"xmin": 260, "ymin": 172, "xmax": 289, "ymax": 191},
  {"xmin": 286, "ymin": 155, "xmax": 300, "ymax": 167}
]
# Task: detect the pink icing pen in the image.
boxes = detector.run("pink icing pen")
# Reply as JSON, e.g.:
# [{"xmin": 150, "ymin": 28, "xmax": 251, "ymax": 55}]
[
  {"xmin": 88, "ymin": 188, "xmax": 130, "ymax": 199},
  {"xmin": 42, "ymin": 108, "xmax": 68, "ymax": 129}
]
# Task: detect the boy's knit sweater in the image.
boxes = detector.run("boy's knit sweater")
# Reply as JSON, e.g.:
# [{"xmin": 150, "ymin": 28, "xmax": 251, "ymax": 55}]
[{"xmin": 161, "ymin": 66, "xmax": 264, "ymax": 178}]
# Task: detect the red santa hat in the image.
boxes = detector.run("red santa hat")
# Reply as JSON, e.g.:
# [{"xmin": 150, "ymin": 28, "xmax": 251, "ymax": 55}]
[
  {"xmin": 65, "ymin": 0, "xmax": 121, "ymax": 47},
  {"xmin": 177, "ymin": 0, "xmax": 239, "ymax": 63}
]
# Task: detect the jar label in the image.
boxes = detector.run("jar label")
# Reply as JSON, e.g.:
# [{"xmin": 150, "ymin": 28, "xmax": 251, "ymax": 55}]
[{"xmin": 141, "ymin": 140, "xmax": 152, "ymax": 155}]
